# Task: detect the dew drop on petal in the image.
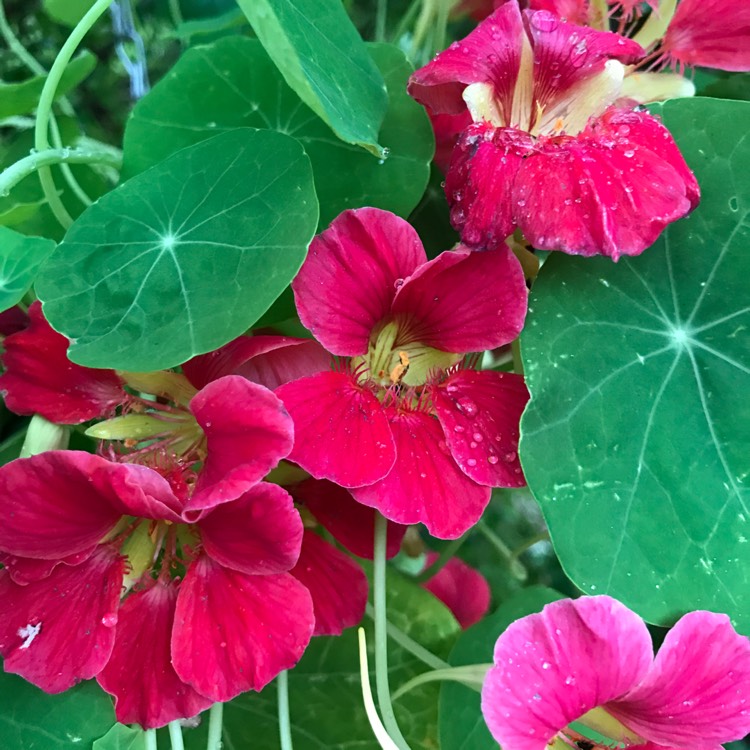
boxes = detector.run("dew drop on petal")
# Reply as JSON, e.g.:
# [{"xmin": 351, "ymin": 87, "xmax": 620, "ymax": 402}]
[
  {"xmin": 473, "ymin": 432, "xmax": 483, "ymax": 442},
  {"xmin": 456, "ymin": 397, "xmax": 478, "ymax": 416},
  {"xmin": 101, "ymin": 614, "xmax": 117, "ymax": 628},
  {"xmin": 565, "ymin": 675, "xmax": 575, "ymax": 685},
  {"xmin": 542, "ymin": 661, "xmax": 551, "ymax": 670},
  {"xmin": 488, "ymin": 455, "xmax": 499, "ymax": 464},
  {"xmin": 394, "ymin": 278, "xmax": 405, "ymax": 290},
  {"xmin": 530, "ymin": 12, "xmax": 558, "ymax": 32},
  {"xmin": 467, "ymin": 458, "xmax": 478, "ymax": 467},
  {"xmin": 505, "ymin": 451, "xmax": 517, "ymax": 462},
  {"xmin": 454, "ymin": 425, "xmax": 465, "ymax": 433}
]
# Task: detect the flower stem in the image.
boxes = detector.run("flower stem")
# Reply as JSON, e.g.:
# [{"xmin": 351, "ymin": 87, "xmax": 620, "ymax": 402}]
[
  {"xmin": 0, "ymin": 1, "xmax": 45, "ymax": 76},
  {"xmin": 144, "ymin": 729, "xmax": 158, "ymax": 750},
  {"xmin": 358, "ymin": 628, "xmax": 400, "ymax": 750},
  {"xmin": 373, "ymin": 514, "xmax": 411, "ymax": 750},
  {"xmin": 34, "ymin": 0, "xmax": 115, "ymax": 230},
  {"xmin": 168, "ymin": 721, "xmax": 185, "ymax": 750},
  {"xmin": 206, "ymin": 703, "xmax": 223, "ymax": 750},
  {"xmin": 477, "ymin": 519, "xmax": 528, "ymax": 581},
  {"xmin": 414, "ymin": 532, "xmax": 469, "ymax": 583},
  {"xmin": 278, "ymin": 670, "xmax": 294, "ymax": 750},
  {"xmin": 375, "ymin": 0, "xmax": 388, "ymax": 41}
]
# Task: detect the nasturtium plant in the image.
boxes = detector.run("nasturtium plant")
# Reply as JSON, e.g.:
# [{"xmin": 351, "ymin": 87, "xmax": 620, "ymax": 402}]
[{"xmin": 0, "ymin": 227, "xmax": 55, "ymax": 312}]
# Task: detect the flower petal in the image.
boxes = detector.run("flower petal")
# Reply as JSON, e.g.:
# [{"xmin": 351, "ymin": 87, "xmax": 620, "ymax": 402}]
[
  {"xmin": 97, "ymin": 581, "xmax": 211, "ymax": 729},
  {"xmin": 172, "ymin": 555, "xmax": 314, "ymax": 702},
  {"xmin": 276, "ymin": 371, "xmax": 396, "ymax": 488},
  {"xmin": 393, "ymin": 244, "xmax": 527, "ymax": 352},
  {"xmin": 188, "ymin": 376, "xmax": 294, "ymax": 511},
  {"xmin": 432, "ymin": 369, "xmax": 528, "ymax": 487},
  {"xmin": 0, "ymin": 301, "xmax": 124, "ymax": 423},
  {"xmin": 199, "ymin": 483, "xmax": 303, "ymax": 575},
  {"xmin": 0, "ymin": 546, "xmax": 124, "ymax": 693},
  {"xmin": 352, "ymin": 407, "xmax": 491, "ymax": 539},
  {"xmin": 481, "ymin": 596, "xmax": 654, "ymax": 750},
  {"xmin": 0, "ymin": 550, "xmax": 93, "ymax": 585},
  {"xmin": 610, "ymin": 611, "xmax": 750, "ymax": 747},
  {"xmin": 291, "ymin": 530, "xmax": 368, "ymax": 636},
  {"xmin": 293, "ymin": 208, "xmax": 426, "ymax": 356},
  {"xmin": 430, "ymin": 110, "xmax": 474, "ymax": 173}
]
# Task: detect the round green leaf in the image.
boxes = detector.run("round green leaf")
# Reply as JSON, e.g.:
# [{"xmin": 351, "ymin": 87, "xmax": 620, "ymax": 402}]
[
  {"xmin": 520, "ymin": 97, "xmax": 750, "ymax": 629},
  {"xmin": 0, "ymin": 226, "xmax": 55, "ymax": 312},
  {"xmin": 122, "ymin": 37, "xmax": 433, "ymax": 228},
  {"xmin": 36, "ymin": 128, "xmax": 318, "ymax": 371}
]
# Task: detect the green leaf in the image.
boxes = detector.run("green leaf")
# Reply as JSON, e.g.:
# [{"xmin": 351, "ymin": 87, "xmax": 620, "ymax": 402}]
[
  {"xmin": 93, "ymin": 725, "xmax": 147, "ymax": 750},
  {"xmin": 235, "ymin": 0, "xmax": 388, "ymax": 156},
  {"xmin": 42, "ymin": 0, "xmax": 95, "ymax": 27},
  {"xmin": 0, "ymin": 227, "xmax": 55, "ymax": 312},
  {"xmin": 519, "ymin": 97, "xmax": 750, "ymax": 629},
  {"xmin": 0, "ymin": 52, "xmax": 96, "ymax": 119},
  {"xmin": 0, "ymin": 672, "xmax": 115, "ymax": 749},
  {"xmin": 439, "ymin": 587, "xmax": 564, "ymax": 750},
  {"xmin": 123, "ymin": 37, "xmax": 432, "ymax": 228},
  {"xmin": 36, "ymin": 128, "xmax": 318, "ymax": 371}
]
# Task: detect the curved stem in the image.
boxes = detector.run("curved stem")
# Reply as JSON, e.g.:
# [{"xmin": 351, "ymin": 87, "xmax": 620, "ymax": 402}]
[
  {"xmin": 278, "ymin": 671, "xmax": 294, "ymax": 750},
  {"xmin": 373, "ymin": 514, "xmax": 411, "ymax": 750},
  {"xmin": 206, "ymin": 703, "xmax": 223, "ymax": 750},
  {"xmin": 34, "ymin": 0, "xmax": 115, "ymax": 229},
  {"xmin": 144, "ymin": 729, "xmax": 158, "ymax": 750},
  {"xmin": 0, "ymin": 147, "xmax": 121, "ymax": 197},
  {"xmin": 414, "ymin": 532, "xmax": 469, "ymax": 583},
  {"xmin": 48, "ymin": 116, "xmax": 94, "ymax": 206},
  {"xmin": 0, "ymin": 1, "xmax": 45, "ymax": 75},
  {"xmin": 168, "ymin": 721, "xmax": 185, "ymax": 750},
  {"xmin": 477, "ymin": 519, "xmax": 528, "ymax": 582}
]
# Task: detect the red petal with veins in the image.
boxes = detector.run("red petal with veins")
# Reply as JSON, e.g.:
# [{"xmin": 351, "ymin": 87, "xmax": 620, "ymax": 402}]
[
  {"xmin": 172, "ymin": 554, "xmax": 314, "ymax": 702},
  {"xmin": 188, "ymin": 376, "xmax": 294, "ymax": 511},
  {"xmin": 291, "ymin": 530, "xmax": 368, "ymax": 636},
  {"xmin": 276, "ymin": 371, "xmax": 396, "ymax": 488},
  {"xmin": 97, "ymin": 581, "xmax": 211, "ymax": 729},
  {"xmin": 293, "ymin": 478, "xmax": 406, "ymax": 560},
  {"xmin": 293, "ymin": 208, "xmax": 426, "ymax": 356},
  {"xmin": 432, "ymin": 369, "xmax": 528, "ymax": 488},
  {"xmin": 199, "ymin": 482, "xmax": 303, "ymax": 575},
  {"xmin": 352, "ymin": 407, "xmax": 490, "ymax": 539},
  {"xmin": 0, "ymin": 546, "xmax": 124, "ymax": 693},
  {"xmin": 0, "ymin": 301, "xmax": 125, "ymax": 423},
  {"xmin": 430, "ymin": 110, "xmax": 474, "ymax": 173},
  {"xmin": 183, "ymin": 335, "xmax": 331, "ymax": 391},
  {"xmin": 393, "ymin": 243, "xmax": 527, "ymax": 353},
  {"xmin": 0, "ymin": 550, "xmax": 93, "ymax": 585}
]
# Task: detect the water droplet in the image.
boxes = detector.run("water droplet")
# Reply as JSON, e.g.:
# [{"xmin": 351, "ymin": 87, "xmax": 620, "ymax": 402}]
[
  {"xmin": 394, "ymin": 278, "xmax": 405, "ymax": 290},
  {"xmin": 456, "ymin": 397, "xmax": 478, "ymax": 416},
  {"xmin": 488, "ymin": 455, "xmax": 499, "ymax": 464},
  {"xmin": 729, "ymin": 196, "xmax": 739, "ymax": 212},
  {"xmin": 617, "ymin": 125, "xmax": 631, "ymax": 136},
  {"xmin": 623, "ymin": 149, "xmax": 635, "ymax": 158},
  {"xmin": 542, "ymin": 661, "xmax": 551, "ymax": 669},
  {"xmin": 454, "ymin": 425, "xmax": 465, "ymax": 433},
  {"xmin": 472, "ymin": 432, "xmax": 483, "ymax": 442},
  {"xmin": 420, "ymin": 472, "xmax": 427, "ymax": 479},
  {"xmin": 565, "ymin": 675, "xmax": 576, "ymax": 685},
  {"xmin": 220, "ymin": 641, "xmax": 227, "ymax": 648},
  {"xmin": 532, "ymin": 693, "xmax": 542, "ymax": 701},
  {"xmin": 470, "ymin": 441, "xmax": 478, "ymax": 448},
  {"xmin": 505, "ymin": 451, "xmax": 517, "ymax": 462},
  {"xmin": 530, "ymin": 12, "xmax": 558, "ymax": 32},
  {"xmin": 467, "ymin": 458, "xmax": 477, "ymax": 467},
  {"xmin": 101, "ymin": 614, "xmax": 117, "ymax": 627}
]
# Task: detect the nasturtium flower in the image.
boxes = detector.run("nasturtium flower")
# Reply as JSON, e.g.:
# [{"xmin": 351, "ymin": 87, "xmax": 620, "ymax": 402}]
[
  {"xmin": 482, "ymin": 595, "xmax": 750, "ymax": 750},
  {"xmin": 408, "ymin": 1, "xmax": 700, "ymax": 259},
  {"xmin": 275, "ymin": 207, "xmax": 530, "ymax": 539}
]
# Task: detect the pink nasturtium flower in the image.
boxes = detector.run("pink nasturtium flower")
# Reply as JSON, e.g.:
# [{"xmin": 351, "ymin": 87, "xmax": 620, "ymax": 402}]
[
  {"xmin": 274, "ymin": 207, "xmax": 530, "ymax": 540},
  {"xmin": 483, "ymin": 595, "xmax": 750, "ymax": 750},
  {"xmin": 408, "ymin": 1, "xmax": 700, "ymax": 259}
]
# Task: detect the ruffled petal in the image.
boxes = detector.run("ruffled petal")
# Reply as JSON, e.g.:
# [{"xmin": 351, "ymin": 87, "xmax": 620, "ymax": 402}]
[
  {"xmin": 0, "ymin": 301, "xmax": 125, "ymax": 423},
  {"xmin": 610, "ymin": 611, "xmax": 750, "ymax": 747},
  {"xmin": 198, "ymin": 483, "xmax": 303, "ymax": 575},
  {"xmin": 392, "ymin": 244, "xmax": 527, "ymax": 352},
  {"xmin": 351, "ymin": 407, "xmax": 491, "ymax": 539},
  {"xmin": 188, "ymin": 376, "xmax": 294, "ymax": 511},
  {"xmin": 0, "ymin": 546, "xmax": 124, "ymax": 693},
  {"xmin": 0, "ymin": 550, "xmax": 93, "ymax": 585},
  {"xmin": 421, "ymin": 553, "xmax": 491, "ymax": 629},
  {"xmin": 97, "ymin": 581, "xmax": 211, "ymax": 729},
  {"xmin": 276, "ymin": 371, "xmax": 396, "ymax": 488},
  {"xmin": 172, "ymin": 555, "xmax": 314, "ymax": 702},
  {"xmin": 482, "ymin": 596, "xmax": 654, "ymax": 750},
  {"xmin": 183, "ymin": 335, "xmax": 331, "ymax": 391},
  {"xmin": 293, "ymin": 208, "xmax": 426, "ymax": 356},
  {"xmin": 430, "ymin": 110, "xmax": 474, "ymax": 172},
  {"xmin": 293, "ymin": 478, "xmax": 406, "ymax": 560},
  {"xmin": 291, "ymin": 530, "xmax": 368, "ymax": 636},
  {"xmin": 432, "ymin": 369, "xmax": 528, "ymax": 487}
]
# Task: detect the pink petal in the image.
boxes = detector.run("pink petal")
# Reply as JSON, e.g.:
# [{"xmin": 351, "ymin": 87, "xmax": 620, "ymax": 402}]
[
  {"xmin": 105, "ymin": 462, "xmax": 184, "ymax": 521},
  {"xmin": 183, "ymin": 335, "xmax": 331, "ymax": 391},
  {"xmin": 293, "ymin": 478, "xmax": 406, "ymax": 560},
  {"xmin": 291, "ymin": 530, "xmax": 368, "ymax": 636},
  {"xmin": 293, "ymin": 208, "xmax": 426, "ymax": 356},
  {"xmin": 481, "ymin": 596, "xmax": 654, "ymax": 750},
  {"xmin": 421, "ymin": 553, "xmax": 490, "ymax": 629},
  {"xmin": 0, "ymin": 301, "xmax": 125, "ymax": 423},
  {"xmin": 351, "ymin": 407, "xmax": 491, "ymax": 539},
  {"xmin": 432, "ymin": 369, "xmax": 529, "ymax": 487},
  {"xmin": 609, "ymin": 611, "xmax": 750, "ymax": 747},
  {"xmin": 0, "ymin": 305, "xmax": 29, "ymax": 336},
  {"xmin": 528, "ymin": 0, "xmax": 590, "ymax": 25},
  {"xmin": 430, "ymin": 110, "xmax": 474, "ymax": 173},
  {"xmin": 97, "ymin": 581, "xmax": 211, "ymax": 729},
  {"xmin": 187, "ymin": 376, "xmax": 294, "ymax": 511},
  {"xmin": 172, "ymin": 554, "xmax": 314, "ymax": 701},
  {"xmin": 392, "ymin": 244, "xmax": 527, "ymax": 352},
  {"xmin": 198, "ymin": 482, "xmax": 303, "ymax": 575},
  {"xmin": 0, "ymin": 549, "xmax": 93, "ymax": 585},
  {"xmin": 0, "ymin": 546, "xmax": 124, "ymax": 693},
  {"xmin": 662, "ymin": 0, "xmax": 750, "ymax": 72},
  {"xmin": 276, "ymin": 371, "xmax": 396, "ymax": 488}
]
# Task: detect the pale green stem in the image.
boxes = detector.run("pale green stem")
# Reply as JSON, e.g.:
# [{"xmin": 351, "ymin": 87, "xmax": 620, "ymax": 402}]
[
  {"xmin": 632, "ymin": 0, "xmax": 678, "ymax": 50},
  {"xmin": 168, "ymin": 721, "xmax": 185, "ymax": 750},
  {"xmin": 373, "ymin": 514, "xmax": 411, "ymax": 750},
  {"xmin": 0, "ymin": 147, "xmax": 121, "ymax": 197},
  {"xmin": 510, "ymin": 532, "xmax": 550, "ymax": 564},
  {"xmin": 168, "ymin": 0, "xmax": 185, "ymax": 28},
  {"xmin": 206, "ymin": 703, "xmax": 223, "ymax": 750},
  {"xmin": 477, "ymin": 520, "xmax": 528, "ymax": 581},
  {"xmin": 414, "ymin": 532, "xmax": 469, "ymax": 584},
  {"xmin": 48, "ymin": 116, "xmax": 94, "ymax": 206},
  {"xmin": 144, "ymin": 729, "xmax": 158, "ymax": 750},
  {"xmin": 392, "ymin": 0, "xmax": 422, "ymax": 45},
  {"xmin": 375, "ymin": 0, "xmax": 388, "ymax": 41},
  {"xmin": 278, "ymin": 671, "xmax": 294, "ymax": 750},
  {"xmin": 34, "ymin": 0, "xmax": 116, "ymax": 230},
  {"xmin": 391, "ymin": 664, "xmax": 491, "ymax": 701},
  {"xmin": 0, "ymin": 1, "xmax": 45, "ymax": 75},
  {"xmin": 432, "ymin": 0, "xmax": 450, "ymax": 56}
]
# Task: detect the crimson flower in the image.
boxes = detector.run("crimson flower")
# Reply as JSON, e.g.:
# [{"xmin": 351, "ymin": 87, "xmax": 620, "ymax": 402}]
[
  {"xmin": 408, "ymin": 1, "xmax": 700, "ymax": 259},
  {"xmin": 275, "ymin": 207, "xmax": 529, "ymax": 539},
  {"xmin": 482, "ymin": 595, "xmax": 750, "ymax": 750}
]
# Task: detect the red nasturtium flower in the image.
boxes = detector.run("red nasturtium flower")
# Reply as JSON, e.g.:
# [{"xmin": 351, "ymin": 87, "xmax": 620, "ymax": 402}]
[
  {"xmin": 408, "ymin": 1, "xmax": 700, "ymax": 259},
  {"xmin": 274, "ymin": 207, "xmax": 530, "ymax": 540},
  {"xmin": 482, "ymin": 596, "xmax": 750, "ymax": 750}
]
